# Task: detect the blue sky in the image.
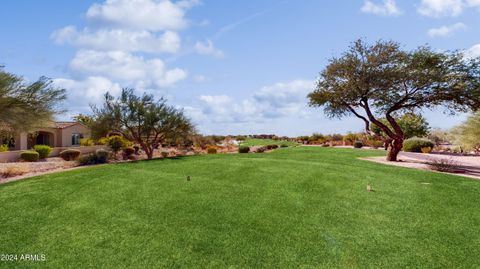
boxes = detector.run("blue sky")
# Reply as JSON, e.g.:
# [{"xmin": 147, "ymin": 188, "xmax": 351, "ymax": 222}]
[{"xmin": 1, "ymin": 0, "xmax": 479, "ymax": 136}]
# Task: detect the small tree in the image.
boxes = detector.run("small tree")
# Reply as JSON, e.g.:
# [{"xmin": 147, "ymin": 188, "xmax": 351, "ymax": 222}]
[
  {"xmin": 308, "ymin": 39, "xmax": 480, "ymax": 161},
  {"xmin": 93, "ymin": 88, "xmax": 195, "ymax": 159},
  {"xmin": 450, "ymin": 112, "xmax": 480, "ymax": 153}
]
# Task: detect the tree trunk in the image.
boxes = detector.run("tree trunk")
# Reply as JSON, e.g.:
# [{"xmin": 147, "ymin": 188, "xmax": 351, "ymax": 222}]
[{"xmin": 386, "ymin": 138, "xmax": 403, "ymax": 161}]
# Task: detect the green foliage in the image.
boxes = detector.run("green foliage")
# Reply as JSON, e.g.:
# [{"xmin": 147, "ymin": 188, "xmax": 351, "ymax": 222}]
[
  {"xmin": 59, "ymin": 149, "xmax": 81, "ymax": 161},
  {"xmin": 107, "ymin": 135, "xmax": 128, "ymax": 154},
  {"xmin": 93, "ymin": 88, "xmax": 195, "ymax": 159},
  {"xmin": 0, "ymin": 144, "xmax": 8, "ymax": 152},
  {"xmin": 33, "ymin": 144, "xmax": 52, "ymax": 159},
  {"xmin": 353, "ymin": 141, "xmax": 364, "ymax": 148},
  {"xmin": 402, "ymin": 138, "xmax": 434, "ymax": 153},
  {"xmin": 206, "ymin": 146, "xmax": 217, "ymax": 154},
  {"xmin": 20, "ymin": 151, "xmax": 39, "ymax": 162},
  {"xmin": 309, "ymin": 39, "xmax": 480, "ymax": 161},
  {"xmin": 449, "ymin": 112, "xmax": 480, "ymax": 153},
  {"xmin": 0, "ymin": 67, "xmax": 66, "ymax": 132},
  {"xmin": 238, "ymin": 146, "xmax": 250, "ymax": 153},
  {"xmin": 80, "ymin": 138, "xmax": 94, "ymax": 146},
  {"xmin": 371, "ymin": 113, "xmax": 430, "ymax": 139}
]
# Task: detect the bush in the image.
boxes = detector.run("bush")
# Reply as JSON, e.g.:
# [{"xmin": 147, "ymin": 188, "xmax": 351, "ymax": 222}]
[
  {"xmin": 271, "ymin": 144, "xmax": 279, "ymax": 149},
  {"xmin": 123, "ymin": 147, "xmax": 135, "ymax": 156},
  {"xmin": 95, "ymin": 149, "xmax": 110, "ymax": 163},
  {"xmin": 59, "ymin": 149, "xmax": 81, "ymax": 161},
  {"xmin": 239, "ymin": 146, "xmax": 250, "ymax": 153},
  {"xmin": 0, "ymin": 144, "xmax": 8, "ymax": 152},
  {"xmin": 79, "ymin": 149, "xmax": 110, "ymax": 166},
  {"xmin": 256, "ymin": 147, "xmax": 266, "ymax": 153},
  {"xmin": 96, "ymin": 137, "xmax": 109, "ymax": 145},
  {"xmin": 107, "ymin": 135, "xmax": 129, "ymax": 155},
  {"xmin": 80, "ymin": 138, "xmax": 94, "ymax": 146},
  {"xmin": 207, "ymin": 146, "xmax": 217, "ymax": 154},
  {"xmin": 428, "ymin": 158, "xmax": 461, "ymax": 173},
  {"xmin": 0, "ymin": 165, "xmax": 28, "ymax": 178},
  {"xmin": 161, "ymin": 151, "xmax": 169, "ymax": 158},
  {"xmin": 280, "ymin": 144, "xmax": 288, "ymax": 148},
  {"xmin": 20, "ymin": 151, "xmax": 39, "ymax": 162},
  {"xmin": 353, "ymin": 141, "xmax": 363, "ymax": 148},
  {"xmin": 133, "ymin": 145, "xmax": 140, "ymax": 155},
  {"xmin": 33, "ymin": 144, "xmax": 52, "ymax": 159},
  {"xmin": 321, "ymin": 143, "xmax": 330, "ymax": 147},
  {"xmin": 403, "ymin": 138, "xmax": 434, "ymax": 153},
  {"xmin": 421, "ymin": 147, "xmax": 432, "ymax": 154}
]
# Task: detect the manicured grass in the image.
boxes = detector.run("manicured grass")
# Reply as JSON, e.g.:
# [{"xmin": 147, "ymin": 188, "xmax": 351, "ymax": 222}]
[
  {"xmin": 240, "ymin": 138, "xmax": 298, "ymax": 147},
  {"xmin": 1, "ymin": 147, "xmax": 480, "ymax": 268}
]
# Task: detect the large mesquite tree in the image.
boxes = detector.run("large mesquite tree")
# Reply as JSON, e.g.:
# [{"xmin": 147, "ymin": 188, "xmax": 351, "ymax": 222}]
[
  {"xmin": 308, "ymin": 40, "xmax": 480, "ymax": 161},
  {"xmin": 93, "ymin": 88, "xmax": 195, "ymax": 159},
  {"xmin": 0, "ymin": 67, "xmax": 66, "ymax": 132}
]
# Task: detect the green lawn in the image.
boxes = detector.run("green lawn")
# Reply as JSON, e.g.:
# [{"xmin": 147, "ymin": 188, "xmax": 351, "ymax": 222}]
[
  {"xmin": 240, "ymin": 138, "xmax": 298, "ymax": 147},
  {"xmin": 1, "ymin": 147, "xmax": 480, "ymax": 268}
]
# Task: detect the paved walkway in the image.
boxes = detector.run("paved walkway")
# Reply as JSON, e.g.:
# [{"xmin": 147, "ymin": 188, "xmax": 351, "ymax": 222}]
[{"xmin": 360, "ymin": 152, "xmax": 480, "ymax": 180}]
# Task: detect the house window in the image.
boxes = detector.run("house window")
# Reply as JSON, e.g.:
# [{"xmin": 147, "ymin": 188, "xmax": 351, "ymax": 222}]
[{"xmin": 71, "ymin": 133, "xmax": 83, "ymax": 146}]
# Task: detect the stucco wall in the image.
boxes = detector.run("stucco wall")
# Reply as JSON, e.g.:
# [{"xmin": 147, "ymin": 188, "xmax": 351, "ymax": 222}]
[{"xmin": 61, "ymin": 124, "xmax": 91, "ymax": 147}]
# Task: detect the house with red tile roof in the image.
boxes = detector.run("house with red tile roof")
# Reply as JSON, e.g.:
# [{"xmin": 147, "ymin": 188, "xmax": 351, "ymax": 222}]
[{"xmin": 11, "ymin": 121, "xmax": 91, "ymax": 150}]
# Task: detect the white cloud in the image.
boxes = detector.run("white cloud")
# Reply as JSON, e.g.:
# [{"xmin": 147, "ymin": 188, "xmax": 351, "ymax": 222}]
[
  {"xmin": 361, "ymin": 0, "xmax": 402, "ymax": 16},
  {"xmin": 427, "ymin": 22, "xmax": 466, "ymax": 37},
  {"xmin": 69, "ymin": 50, "xmax": 187, "ymax": 88},
  {"xmin": 466, "ymin": 44, "xmax": 480, "ymax": 58},
  {"xmin": 86, "ymin": 0, "xmax": 199, "ymax": 31},
  {"xmin": 187, "ymin": 80, "xmax": 314, "ymax": 124},
  {"xmin": 53, "ymin": 76, "xmax": 122, "ymax": 115},
  {"xmin": 194, "ymin": 40, "xmax": 224, "ymax": 58},
  {"xmin": 417, "ymin": 0, "xmax": 480, "ymax": 16},
  {"xmin": 51, "ymin": 26, "xmax": 180, "ymax": 54}
]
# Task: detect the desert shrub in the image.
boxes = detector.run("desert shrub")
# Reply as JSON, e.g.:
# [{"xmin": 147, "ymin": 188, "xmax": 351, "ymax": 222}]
[
  {"xmin": 256, "ymin": 147, "xmax": 266, "ymax": 153},
  {"xmin": 428, "ymin": 158, "xmax": 461, "ymax": 173},
  {"xmin": 59, "ymin": 149, "xmax": 81, "ymax": 161},
  {"xmin": 107, "ymin": 135, "xmax": 129, "ymax": 155},
  {"xmin": 96, "ymin": 137, "xmax": 109, "ymax": 145},
  {"xmin": 239, "ymin": 146, "xmax": 250, "ymax": 153},
  {"xmin": 79, "ymin": 149, "xmax": 110, "ymax": 166},
  {"xmin": 123, "ymin": 147, "xmax": 135, "ymax": 156},
  {"xmin": 0, "ymin": 144, "xmax": 8, "ymax": 152},
  {"xmin": 0, "ymin": 165, "xmax": 28, "ymax": 178},
  {"xmin": 33, "ymin": 144, "xmax": 52, "ymax": 159},
  {"xmin": 95, "ymin": 149, "xmax": 110, "ymax": 163},
  {"xmin": 353, "ymin": 141, "xmax": 363, "ymax": 148},
  {"xmin": 161, "ymin": 151, "xmax": 169, "ymax": 158},
  {"xmin": 80, "ymin": 138, "xmax": 94, "ymax": 146},
  {"xmin": 133, "ymin": 145, "xmax": 140, "ymax": 155},
  {"xmin": 20, "ymin": 151, "xmax": 39, "ymax": 162},
  {"xmin": 421, "ymin": 147, "xmax": 432, "ymax": 154},
  {"xmin": 402, "ymin": 137, "xmax": 434, "ymax": 153},
  {"xmin": 207, "ymin": 146, "xmax": 217, "ymax": 154},
  {"xmin": 78, "ymin": 154, "xmax": 96, "ymax": 166},
  {"xmin": 280, "ymin": 144, "xmax": 288, "ymax": 148}
]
